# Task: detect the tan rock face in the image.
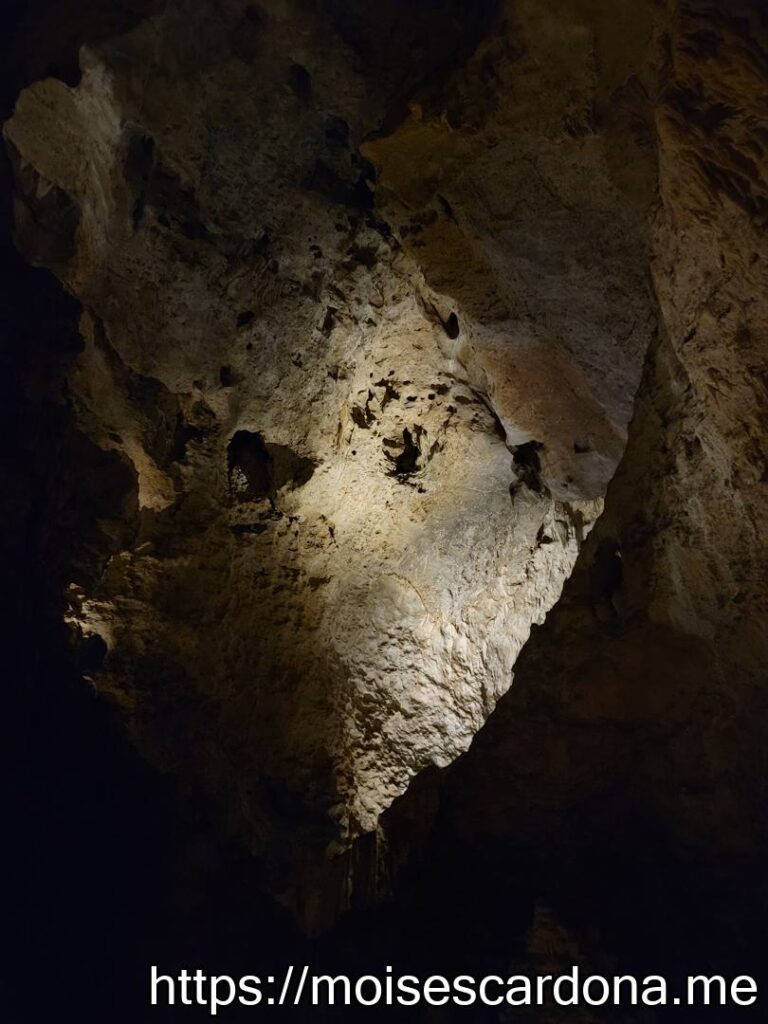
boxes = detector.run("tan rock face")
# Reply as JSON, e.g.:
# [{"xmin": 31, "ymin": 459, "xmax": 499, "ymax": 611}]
[
  {"xmin": 379, "ymin": 0, "xmax": 768, "ymax": 925},
  {"xmin": 8, "ymin": 0, "xmax": 724, "ymax": 923}
]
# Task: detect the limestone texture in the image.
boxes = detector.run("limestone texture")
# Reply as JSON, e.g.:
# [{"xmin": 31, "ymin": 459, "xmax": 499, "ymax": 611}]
[
  {"xmin": 3, "ymin": 0, "xmax": 767, "ymax": 977},
  {"xmin": 4, "ymin": 0, "xmax": 665, "ymax": 915}
]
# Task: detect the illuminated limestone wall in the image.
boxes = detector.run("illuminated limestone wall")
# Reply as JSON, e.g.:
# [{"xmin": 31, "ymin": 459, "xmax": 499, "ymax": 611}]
[{"xmin": 4, "ymin": 0, "xmax": 657, "ymax": 910}]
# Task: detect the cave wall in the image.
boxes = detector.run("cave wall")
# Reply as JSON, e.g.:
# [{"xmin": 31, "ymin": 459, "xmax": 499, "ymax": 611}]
[
  {"xmin": 2, "ymin": 0, "xmax": 767, "ymax": 1002},
  {"xmin": 2, "ymin": 0, "xmax": 668, "ymax": 924},
  {"xmin": 375, "ymin": 0, "xmax": 768, "ymax": 1004},
  {"xmin": 404, "ymin": 0, "xmax": 768, "ymax": 868}
]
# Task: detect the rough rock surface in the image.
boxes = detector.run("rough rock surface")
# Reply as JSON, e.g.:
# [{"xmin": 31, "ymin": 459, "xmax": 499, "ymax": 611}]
[
  {"xmin": 406, "ymin": 0, "xmax": 768, "ymax": 870},
  {"xmin": 3, "ymin": 0, "xmax": 662, "ymax": 918},
  {"xmin": 365, "ymin": 1, "xmax": 768, "ymax": 1007},
  {"xmin": 4, "ymin": 0, "xmax": 767, "ymax": 969}
]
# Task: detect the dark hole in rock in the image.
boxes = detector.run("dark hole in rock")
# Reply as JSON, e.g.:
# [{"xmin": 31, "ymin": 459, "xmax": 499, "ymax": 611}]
[
  {"xmin": 228, "ymin": 432, "xmax": 272, "ymax": 499},
  {"xmin": 237, "ymin": 309, "xmax": 254, "ymax": 327},
  {"xmin": 170, "ymin": 413, "xmax": 203, "ymax": 463},
  {"xmin": 351, "ymin": 405, "xmax": 372, "ymax": 429},
  {"xmin": 345, "ymin": 244, "xmax": 377, "ymax": 269},
  {"xmin": 228, "ymin": 431, "xmax": 315, "ymax": 501},
  {"xmin": 513, "ymin": 440, "xmax": 542, "ymax": 470},
  {"xmin": 374, "ymin": 378, "xmax": 400, "ymax": 409},
  {"xmin": 389, "ymin": 428, "xmax": 421, "ymax": 476},
  {"xmin": 219, "ymin": 365, "xmax": 235, "ymax": 387},
  {"xmin": 444, "ymin": 311, "xmax": 460, "ymax": 339},
  {"xmin": 288, "ymin": 63, "xmax": 312, "ymax": 100},
  {"xmin": 325, "ymin": 116, "xmax": 350, "ymax": 147},
  {"xmin": 536, "ymin": 523, "xmax": 554, "ymax": 545},
  {"xmin": 512, "ymin": 440, "xmax": 544, "ymax": 493},
  {"xmin": 322, "ymin": 306, "xmax": 337, "ymax": 333}
]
